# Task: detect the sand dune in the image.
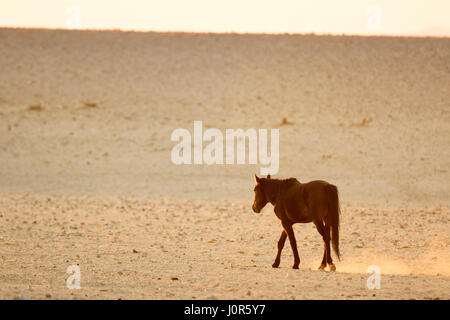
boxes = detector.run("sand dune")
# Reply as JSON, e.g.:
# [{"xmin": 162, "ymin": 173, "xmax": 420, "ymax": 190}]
[{"xmin": 0, "ymin": 28, "xmax": 449, "ymax": 299}]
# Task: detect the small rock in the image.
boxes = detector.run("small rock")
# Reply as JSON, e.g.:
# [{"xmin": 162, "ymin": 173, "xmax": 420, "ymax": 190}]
[
  {"xmin": 29, "ymin": 105, "xmax": 44, "ymax": 111},
  {"xmin": 280, "ymin": 117, "xmax": 294, "ymax": 125}
]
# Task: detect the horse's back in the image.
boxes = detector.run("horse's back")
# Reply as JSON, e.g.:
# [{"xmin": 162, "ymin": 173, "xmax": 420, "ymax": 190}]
[
  {"xmin": 282, "ymin": 179, "xmax": 334, "ymax": 223},
  {"xmin": 288, "ymin": 179, "xmax": 331, "ymax": 199},
  {"xmin": 303, "ymin": 180, "xmax": 332, "ymax": 189},
  {"xmin": 302, "ymin": 180, "xmax": 333, "ymax": 206}
]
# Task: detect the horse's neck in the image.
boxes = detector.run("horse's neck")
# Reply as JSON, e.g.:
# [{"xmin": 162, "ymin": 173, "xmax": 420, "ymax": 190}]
[{"xmin": 266, "ymin": 180, "xmax": 281, "ymax": 205}]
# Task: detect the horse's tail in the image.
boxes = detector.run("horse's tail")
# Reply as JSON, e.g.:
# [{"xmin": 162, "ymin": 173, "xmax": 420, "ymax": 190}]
[{"xmin": 327, "ymin": 184, "xmax": 341, "ymax": 261}]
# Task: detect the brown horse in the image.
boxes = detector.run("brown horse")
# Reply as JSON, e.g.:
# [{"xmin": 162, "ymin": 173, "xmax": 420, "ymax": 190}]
[{"xmin": 252, "ymin": 174, "xmax": 341, "ymax": 271}]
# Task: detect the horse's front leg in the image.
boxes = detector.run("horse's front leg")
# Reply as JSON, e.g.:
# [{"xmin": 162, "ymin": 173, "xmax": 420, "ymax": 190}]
[
  {"xmin": 272, "ymin": 230, "xmax": 287, "ymax": 268},
  {"xmin": 282, "ymin": 221, "xmax": 300, "ymax": 269}
]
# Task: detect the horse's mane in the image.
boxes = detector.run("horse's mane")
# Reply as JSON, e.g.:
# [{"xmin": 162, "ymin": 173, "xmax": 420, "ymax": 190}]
[
  {"xmin": 264, "ymin": 177, "xmax": 297, "ymax": 183},
  {"xmin": 262, "ymin": 177, "xmax": 299, "ymax": 199},
  {"xmin": 272, "ymin": 177, "xmax": 298, "ymax": 186},
  {"xmin": 283, "ymin": 177, "xmax": 298, "ymax": 184}
]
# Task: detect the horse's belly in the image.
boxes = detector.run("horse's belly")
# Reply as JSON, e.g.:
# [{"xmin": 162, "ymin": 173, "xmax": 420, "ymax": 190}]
[{"xmin": 287, "ymin": 205, "xmax": 312, "ymax": 223}]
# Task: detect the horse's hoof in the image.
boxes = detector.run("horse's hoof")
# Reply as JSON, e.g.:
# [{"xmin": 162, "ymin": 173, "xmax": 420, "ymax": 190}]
[
  {"xmin": 329, "ymin": 264, "xmax": 336, "ymax": 272},
  {"xmin": 292, "ymin": 265, "xmax": 299, "ymax": 269},
  {"xmin": 318, "ymin": 264, "xmax": 326, "ymax": 270},
  {"xmin": 272, "ymin": 263, "xmax": 279, "ymax": 268}
]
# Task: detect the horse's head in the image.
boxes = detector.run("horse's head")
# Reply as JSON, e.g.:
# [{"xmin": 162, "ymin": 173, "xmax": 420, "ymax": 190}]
[{"xmin": 252, "ymin": 174, "xmax": 271, "ymax": 213}]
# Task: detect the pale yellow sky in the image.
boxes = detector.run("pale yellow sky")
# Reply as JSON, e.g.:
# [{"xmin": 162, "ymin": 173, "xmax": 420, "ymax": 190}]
[{"xmin": 1, "ymin": 0, "xmax": 449, "ymax": 36}]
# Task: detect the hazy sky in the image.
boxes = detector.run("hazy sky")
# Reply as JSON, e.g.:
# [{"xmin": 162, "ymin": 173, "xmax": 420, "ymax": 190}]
[{"xmin": 1, "ymin": 0, "xmax": 449, "ymax": 36}]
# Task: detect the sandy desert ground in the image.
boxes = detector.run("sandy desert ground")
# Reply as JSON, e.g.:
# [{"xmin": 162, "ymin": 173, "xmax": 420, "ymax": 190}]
[{"xmin": 0, "ymin": 28, "xmax": 449, "ymax": 299}]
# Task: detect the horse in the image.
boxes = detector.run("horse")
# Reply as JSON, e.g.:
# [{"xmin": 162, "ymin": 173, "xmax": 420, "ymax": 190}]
[{"xmin": 252, "ymin": 174, "xmax": 341, "ymax": 271}]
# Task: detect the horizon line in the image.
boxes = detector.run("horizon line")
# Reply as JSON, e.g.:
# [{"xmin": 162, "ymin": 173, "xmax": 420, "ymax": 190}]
[{"xmin": 1, "ymin": 26, "xmax": 449, "ymax": 39}]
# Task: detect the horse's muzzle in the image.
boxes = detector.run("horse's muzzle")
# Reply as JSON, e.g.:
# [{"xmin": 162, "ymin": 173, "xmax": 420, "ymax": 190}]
[{"xmin": 252, "ymin": 203, "xmax": 261, "ymax": 213}]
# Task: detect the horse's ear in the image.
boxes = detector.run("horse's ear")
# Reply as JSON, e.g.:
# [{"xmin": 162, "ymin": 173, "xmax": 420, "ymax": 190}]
[
  {"xmin": 254, "ymin": 174, "xmax": 260, "ymax": 183},
  {"xmin": 267, "ymin": 174, "xmax": 271, "ymax": 179}
]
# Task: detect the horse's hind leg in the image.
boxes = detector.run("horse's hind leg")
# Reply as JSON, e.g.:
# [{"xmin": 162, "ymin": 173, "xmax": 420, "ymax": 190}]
[
  {"xmin": 272, "ymin": 230, "xmax": 287, "ymax": 268},
  {"xmin": 323, "ymin": 223, "xmax": 335, "ymax": 271},
  {"xmin": 314, "ymin": 221, "xmax": 328, "ymax": 270},
  {"xmin": 315, "ymin": 220, "xmax": 335, "ymax": 271},
  {"xmin": 319, "ymin": 243, "xmax": 327, "ymax": 270}
]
